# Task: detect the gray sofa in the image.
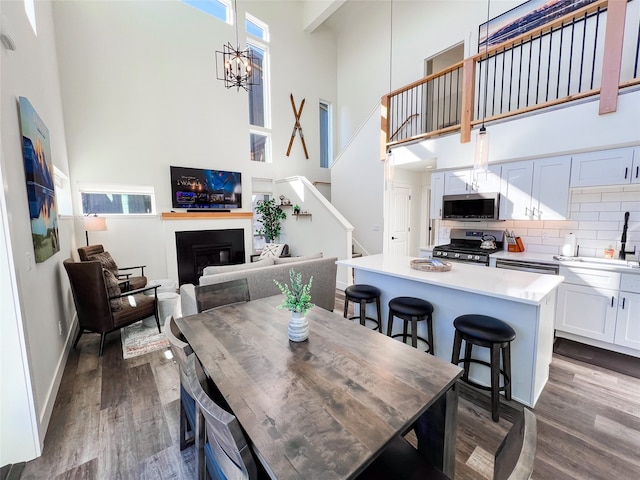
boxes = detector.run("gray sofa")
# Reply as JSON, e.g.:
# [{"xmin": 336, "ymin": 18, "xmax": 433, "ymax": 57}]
[{"xmin": 180, "ymin": 255, "xmax": 338, "ymax": 317}]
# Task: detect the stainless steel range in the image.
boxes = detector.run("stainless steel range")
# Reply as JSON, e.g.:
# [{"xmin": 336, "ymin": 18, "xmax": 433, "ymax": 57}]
[{"xmin": 432, "ymin": 229, "xmax": 505, "ymax": 266}]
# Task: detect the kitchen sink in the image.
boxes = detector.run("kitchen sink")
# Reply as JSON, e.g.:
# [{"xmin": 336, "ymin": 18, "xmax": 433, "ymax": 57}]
[{"xmin": 555, "ymin": 256, "xmax": 639, "ymax": 268}]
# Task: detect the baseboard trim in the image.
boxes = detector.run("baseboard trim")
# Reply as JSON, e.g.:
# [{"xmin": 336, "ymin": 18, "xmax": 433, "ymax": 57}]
[{"xmin": 37, "ymin": 314, "xmax": 77, "ymax": 449}]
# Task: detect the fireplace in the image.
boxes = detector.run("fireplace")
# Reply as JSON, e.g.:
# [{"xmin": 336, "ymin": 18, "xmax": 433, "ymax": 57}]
[{"xmin": 176, "ymin": 229, "xmax": 245, "ymax": 285}]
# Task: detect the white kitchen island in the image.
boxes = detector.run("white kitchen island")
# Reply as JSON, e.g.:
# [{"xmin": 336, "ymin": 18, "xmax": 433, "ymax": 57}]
[{"xmin": 337, "ymin": 254, "xmax": 564, "ymax": 407}]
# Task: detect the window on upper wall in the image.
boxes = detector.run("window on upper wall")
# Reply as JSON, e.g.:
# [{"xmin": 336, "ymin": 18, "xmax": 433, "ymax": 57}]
[
  {"xmin": 247, "ymin": 36, "xmax": 270, "ymax": 162},
  {"xmin": 24, "ymin": 0, "xmax": 37, "ymax": 35},
  {"xmin": 246, "ymin": 13, "xmax": 269, "ymax": 42},
  {"xmin": 319, "ymin": 101, "xmax": 332, "ymax": 168},
  {"xmin": 180, "ymin": 0, "xmax": 231, "ymax": 23},
  {"xmin": 78, "ymin": 184, "xmax": 156, "ymax": 215}
]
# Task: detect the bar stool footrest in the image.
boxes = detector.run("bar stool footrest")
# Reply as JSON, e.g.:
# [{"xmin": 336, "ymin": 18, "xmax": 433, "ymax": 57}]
[
  {"xmin": 454, "ymin": 358, "xmax": 511, "ymax": 393},
  {"xmin": 347, "ymin": 315, "xmax": 381, "ymax": 331}
]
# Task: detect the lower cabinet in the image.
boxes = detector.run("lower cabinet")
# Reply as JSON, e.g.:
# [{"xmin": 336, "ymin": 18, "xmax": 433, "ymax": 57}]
[
  {"xmin": 614, "ymin": 276, "xmax": 640, "ymax": 349},
  {"xmin": 556, "ymin": 283, "xmax": 617, "ymax": 342},
  {"xmin": 556, "ymin": 269, "xmax": 640, "ymax": 353}
]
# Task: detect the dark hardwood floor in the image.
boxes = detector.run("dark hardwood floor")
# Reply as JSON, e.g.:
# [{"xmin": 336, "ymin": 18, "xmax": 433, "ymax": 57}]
[{"xmin": 21, "ymin": 292, "xmax": 640, "ymax": 479}]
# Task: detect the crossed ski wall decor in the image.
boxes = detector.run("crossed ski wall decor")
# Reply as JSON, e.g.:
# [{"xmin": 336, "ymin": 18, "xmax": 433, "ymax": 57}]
[{"xmin": 286, "ymin": 94, "xmax": 309, "ymax": 159}]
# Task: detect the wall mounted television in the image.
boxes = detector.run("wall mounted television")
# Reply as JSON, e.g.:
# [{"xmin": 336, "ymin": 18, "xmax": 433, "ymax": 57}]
[{"xmin": 170, "ymin": 166, "xmax": 242, "ymax": 210}]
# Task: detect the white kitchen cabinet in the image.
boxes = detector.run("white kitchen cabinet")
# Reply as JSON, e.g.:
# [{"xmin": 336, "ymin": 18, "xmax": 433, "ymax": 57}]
[
  {"xmin": 555, "ymin": 283, "xmax": 618, "ymax": 343},
  {"xmin": 499, "ymin": 157, "xmax": 570, "ymax": 220},
  {"xmin": 614, "ymin": 274, "xmax": 640, "ymax": 350},
  {"xmin": 570, "ymin": 147, "xmax": 640, "ymax": 187},
  {"xmin": 444, "ymin": 165, "xmax": 501, "ymax": 195},
  {"xmin": 430, "ymin": 172, "xmax": 444, "ymax": 219}
]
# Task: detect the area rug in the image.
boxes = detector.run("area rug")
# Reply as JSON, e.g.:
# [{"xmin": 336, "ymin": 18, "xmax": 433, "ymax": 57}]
[
  {"xmin": 553, "ymin": 338, "xmax": 640, "ymax": 379},
  {"xmin": 121, "ymin": 321, "xmax": 169, "ymax": 359}
]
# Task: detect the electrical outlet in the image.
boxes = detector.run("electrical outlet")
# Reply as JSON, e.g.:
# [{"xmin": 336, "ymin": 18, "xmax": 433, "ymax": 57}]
[
  {"xmin": 26, "ymin": 251, "xmax": 33, "ymax": 271},
  {"xmin": 58, "ymin": 320, "xmax": 63, "ymax": 336}
]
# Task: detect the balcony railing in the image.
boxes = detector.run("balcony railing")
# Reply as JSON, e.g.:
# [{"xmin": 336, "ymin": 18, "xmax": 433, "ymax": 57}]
[{"xmin": 381, "ymin": 0, "xmax": 640, "ymax": 154}]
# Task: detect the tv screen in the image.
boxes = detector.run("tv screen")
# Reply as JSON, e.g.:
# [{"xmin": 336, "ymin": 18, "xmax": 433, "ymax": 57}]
[{"xmin": 170, "ymin": 166, "xmax": 242, "ymax": 210}]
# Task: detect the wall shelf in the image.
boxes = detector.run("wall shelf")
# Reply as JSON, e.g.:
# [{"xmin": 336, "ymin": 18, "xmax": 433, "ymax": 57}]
[{"xmin": 292, "ymin": 213, "xmax": 312, "ymax": 220}]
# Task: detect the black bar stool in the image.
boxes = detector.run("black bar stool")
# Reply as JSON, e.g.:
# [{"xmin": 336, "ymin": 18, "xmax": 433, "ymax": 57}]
[
  {"xmin": 451, "ymin": 314, "xmax": 516, "ymax": 422},
  {"xmin": 387, "ymin": 297, "xmax": 435, "ymax": 354},
  {"xmin": 343, "ymin": 284, "xmax": 382, "ymax": 331}
]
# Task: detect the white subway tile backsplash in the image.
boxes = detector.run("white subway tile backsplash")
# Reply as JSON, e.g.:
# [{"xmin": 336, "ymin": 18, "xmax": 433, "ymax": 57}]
[
  {"xmin": 525, "ymin": 244, "xmax": 559, "ymax": 254},
  {"xmin": 599, "ymin": 211, "xmax": 630, "ymax": 221},
  {"xmin": 545, "ymin": 220, "xmax": 579, "ymax": 229},
  {"xmin": 541, "ymin": 229, "xmax": 560, "ymax": 238},
  {"xmin": 578, "ymin": 221, "xmax": 620, "ymax": 230},
  {"xmin": 596, "ymin": 230, "xmax": 623, "ymax": 241},
  {"xmin": 620, "ymin": 201, "xmax": 640, "ymax": 211},
  {"xmin": 527, "ymin": 229, "xmax": 543, "ymax": 237},
  {"xmin": 580, "ymin": 202, "xmax": 621, "ymax": 212},
  {"xmin": 513, "ymin": 220, "xmax": 544, "ymax": 229},
  {"xmin": 521, "ymin": 235, "xmax": 542, "ymax": 245},
  {"xmin": 571, "ymin": 193, "xmax": 602, "ymax": 203},
  {"xmin": 602, "ymin": 192, "xmax": 635, "ymax": 202},
  {"xmin": 568, "ymin": 211, "xmax": 599, "ymax": 221}
]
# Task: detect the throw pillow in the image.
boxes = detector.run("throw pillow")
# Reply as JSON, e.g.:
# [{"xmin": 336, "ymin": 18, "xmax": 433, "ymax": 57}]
[
  {"xmin": 202, "ymin": 257, "xmax": 275, "ymax": 277},
  {"xmin": 88, "ymin": 252, "xmax": 119, "ymax": 276},
  {"xmin": 259, "ymin": 243, "xmax": 285, "ymax": 259},
  {"xmin": 103, "ymin": 269, "xmax": 123, "ymax": 311},
  {"xmin": 274, "ymin": 252, "xmax": 323, "ymax": 264}
]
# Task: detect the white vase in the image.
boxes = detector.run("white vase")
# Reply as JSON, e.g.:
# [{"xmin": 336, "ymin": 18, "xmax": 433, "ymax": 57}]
[{"xmin": 288, "ymin": 311, "xmax": 309, "ymax": 342}]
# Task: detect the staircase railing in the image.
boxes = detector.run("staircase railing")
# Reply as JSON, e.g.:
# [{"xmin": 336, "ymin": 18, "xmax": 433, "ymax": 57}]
[{"xmin": 381, "ymin": 0, "xmax": 640, "ymax": 157}]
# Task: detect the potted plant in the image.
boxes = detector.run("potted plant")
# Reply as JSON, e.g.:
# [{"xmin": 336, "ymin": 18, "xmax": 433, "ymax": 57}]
[
  {"xmin": 293, "ymin": 204, "xmax": 301, "ymax": 214},
  {"xmin": 256, "ymin": 198, "xmax": 287, "ymax": 243},
  {"xmin": 274, "ymin": 269, "xmax": 314, "ymax": 342}
]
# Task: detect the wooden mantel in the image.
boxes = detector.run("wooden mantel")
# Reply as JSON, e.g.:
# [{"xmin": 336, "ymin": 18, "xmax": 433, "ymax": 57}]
[{"xmin": 161, "ymin": 212, "xmax": 253, "ymax": 220}]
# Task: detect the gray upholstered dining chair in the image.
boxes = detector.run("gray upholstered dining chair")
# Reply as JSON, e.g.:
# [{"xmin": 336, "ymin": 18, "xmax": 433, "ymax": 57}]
[
  {"xmin": 165, "ymin": 316, "xmax": 196, "ymax": 451},
  {"xmin": 186, "ymin": 354, "xmax": 268, "ymax": 480},
  {"xmin": 358, "ymin": 408, "xmax": 537, "ymax": 480},
  {"xmin": 195, "ymin": 278, "xmax": 250, "ymax": 313}
]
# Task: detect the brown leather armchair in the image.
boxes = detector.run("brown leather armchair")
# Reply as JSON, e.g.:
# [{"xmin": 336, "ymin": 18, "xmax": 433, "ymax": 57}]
[
  {"xmin": 78, "ymin": 244, "xmax": 147, "ymax": 290},
  {"xmin": 64, "ymin": 258, "xmax": 160, "ymax": 356}
]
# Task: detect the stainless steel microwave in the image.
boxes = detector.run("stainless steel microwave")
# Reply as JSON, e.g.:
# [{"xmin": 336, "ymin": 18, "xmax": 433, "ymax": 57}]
[{"xmin": 442, "ymin": 193, "xmax": 500, "ymax": 220}]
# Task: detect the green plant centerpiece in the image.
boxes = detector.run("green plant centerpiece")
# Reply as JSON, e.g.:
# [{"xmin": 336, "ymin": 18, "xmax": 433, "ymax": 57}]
[
  {"xmin": 256, "ymin": 198, "xmax": 286, "ymax": 243},
  {"xmin": 274, "ymin": 269, "xmax": 314, "ymax": 342}
]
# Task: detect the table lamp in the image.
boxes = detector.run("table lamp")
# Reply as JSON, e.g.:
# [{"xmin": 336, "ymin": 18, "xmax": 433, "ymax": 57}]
[{"xmin": 84, "ymin": 214, "xmax": 107, "ymax": 246}]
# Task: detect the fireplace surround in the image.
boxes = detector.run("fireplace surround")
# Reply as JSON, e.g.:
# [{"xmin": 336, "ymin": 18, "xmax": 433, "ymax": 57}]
[{"xmin": 175, "ymin": 229, "xmax": 245, "ymax": 285}]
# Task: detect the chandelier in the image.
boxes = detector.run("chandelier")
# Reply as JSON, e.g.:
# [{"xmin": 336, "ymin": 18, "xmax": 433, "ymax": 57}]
[{"xmin": 215, "ymin": 0, "xmax": 260, "ymax": 91}]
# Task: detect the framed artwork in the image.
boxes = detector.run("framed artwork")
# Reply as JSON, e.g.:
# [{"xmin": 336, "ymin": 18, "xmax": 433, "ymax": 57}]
[
  {"xmin": 18, "ymin": 96, "xmax": 60, "ymax": 263},
  {"xmin": 479, "ymin": 0, "xmax": 600, "ymax": 51}
]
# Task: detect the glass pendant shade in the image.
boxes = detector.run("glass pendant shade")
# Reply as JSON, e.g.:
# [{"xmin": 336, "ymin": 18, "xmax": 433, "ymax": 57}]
[{"xmin": 474, "ymin": 126, "xmax": 489, "ymax": 171}]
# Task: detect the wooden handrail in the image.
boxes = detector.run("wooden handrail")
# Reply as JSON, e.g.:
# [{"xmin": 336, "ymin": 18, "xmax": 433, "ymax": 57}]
[{"xmin": 390, "ymin": 113, "xmax": 419, "ymax": 140}]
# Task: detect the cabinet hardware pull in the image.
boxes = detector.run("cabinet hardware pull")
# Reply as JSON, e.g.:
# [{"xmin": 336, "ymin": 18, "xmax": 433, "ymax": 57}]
[
  {"xmin": 625, "ymin": 167, "xmax": 628, "ymax": 179},
  {"xmin": 525, "ymin": 206, "xmax": 529, "ymax": 216},
  {"xmin": 611, "ymin": 296, "xmax": 615, "ymax": 307},
  {"xmin": 622, "ymin": 297, "xmax": 626, "ymax": 309},
  {"xmin": 636, "ymin": 166, "xmax": 639, "ymax": 179}
]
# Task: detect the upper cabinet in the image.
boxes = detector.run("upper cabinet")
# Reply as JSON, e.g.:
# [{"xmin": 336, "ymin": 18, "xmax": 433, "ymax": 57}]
[
  {"xmin": 570, "ymin": 147, "xmax": 640, "ymax": 187},
  {"xmin": 443, "ymin": 165, "xmax": 501, "ymax": 195},
  {"xmin": 500, "ymin": 157, "xmax": 571, "ymax": 220},
  {"xmin": 430, "ymin": 172, "xmax": 445, "ymax": 219}
]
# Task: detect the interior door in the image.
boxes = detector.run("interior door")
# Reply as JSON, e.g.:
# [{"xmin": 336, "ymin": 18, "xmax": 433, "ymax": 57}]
[{"xmin": 390, "ymin": 185, "xmax": 410, "ymax": 256}]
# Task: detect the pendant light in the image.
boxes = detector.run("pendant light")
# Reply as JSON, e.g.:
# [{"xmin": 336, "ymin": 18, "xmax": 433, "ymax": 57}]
[
  {"xmin": 474, "ymin": 0, "xmax": 491, "ymax": 171},
  {"xmin": 215, "ymin": 0, "xmax": 259, "ymax": 91}
]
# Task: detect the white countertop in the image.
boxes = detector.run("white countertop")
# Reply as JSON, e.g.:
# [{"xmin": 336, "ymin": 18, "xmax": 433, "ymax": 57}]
[
  {"xmin": 338, "ymin": 254, "xmax": 564, "ymax": 305},
  {"xmin": 419, "ymin": 245, "xmax": 640, "ymax": 274}
]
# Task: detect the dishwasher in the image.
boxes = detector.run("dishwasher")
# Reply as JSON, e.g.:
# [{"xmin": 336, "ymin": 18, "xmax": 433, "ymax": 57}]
[{"xmin": 495, "ymin": 258, "xmax": 559, "ymax": 275}]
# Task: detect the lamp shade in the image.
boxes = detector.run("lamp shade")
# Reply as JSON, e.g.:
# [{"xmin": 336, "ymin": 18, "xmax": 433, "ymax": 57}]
[{"xmin": 84, "ymin": 215, "xmax": 107, "ymax": 232}]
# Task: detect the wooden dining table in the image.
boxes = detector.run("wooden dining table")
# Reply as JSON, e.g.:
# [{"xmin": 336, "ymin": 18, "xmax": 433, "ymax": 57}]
[{"xmin": 176, "ymin": 295, "xmax": 463, "ymax": 480}]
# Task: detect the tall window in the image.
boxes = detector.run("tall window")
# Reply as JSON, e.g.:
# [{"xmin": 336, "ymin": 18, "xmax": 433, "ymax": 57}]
[
  {"xmin": 180, "ymin": 0, "xmax": 231, "ymax": 23},
  {"xmin": 247, "ymin": 14, "xmax": 270, "ymax": 163},
  {"xmin": 319, "ymin": 101, "xmax": 332, "ymax": 168}
]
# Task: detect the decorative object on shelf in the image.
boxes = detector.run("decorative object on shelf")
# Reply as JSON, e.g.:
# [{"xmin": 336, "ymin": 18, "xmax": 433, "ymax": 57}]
[
  {"xmin": 83, "ymin": 214, "xmax": 107, "ymax": 246},
  {"xmin": 279, "ymin": 194, "xmax": 292, "ymax": 206},
  {"xmin": 215, "ymin": 0, "xmax": 260, "ymax": 92},
  {"xmin": 293, "ymin": 204, "xmax": 301, "ymax": 214},
  {"xmin": 410, "ymin": 259, "xmax": 452, "ymax": 272},
  {"xmin": 274, "ymin": 269, "xmax": 314, "ymax": 342},
  {"xmin": 286, "ymin": 94, "xmax": 309, "ymax": 159},
  {"xmin": 474, "ymin": 0, "xmax": 491, "ymax": 172},
  {"xmin": 255, "ymin": 198, "xmax": 286, "ymax": 243}
]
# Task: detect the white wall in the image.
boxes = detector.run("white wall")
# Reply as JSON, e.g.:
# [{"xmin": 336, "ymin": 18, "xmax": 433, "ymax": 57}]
[
  {"xmin": 330, "ymin": 104, "xmax": 384, "ymax": 255},
  {"xmin": 276, "ymin": 176, "xmax": 353, "ymax": 289},
  {"xmin": 51, "ymin": 0, "xmax": 337, "ymax": 278},
  {"xmin": 0, "ymin": 0, "xmax": 76, "ymax": 461}
]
